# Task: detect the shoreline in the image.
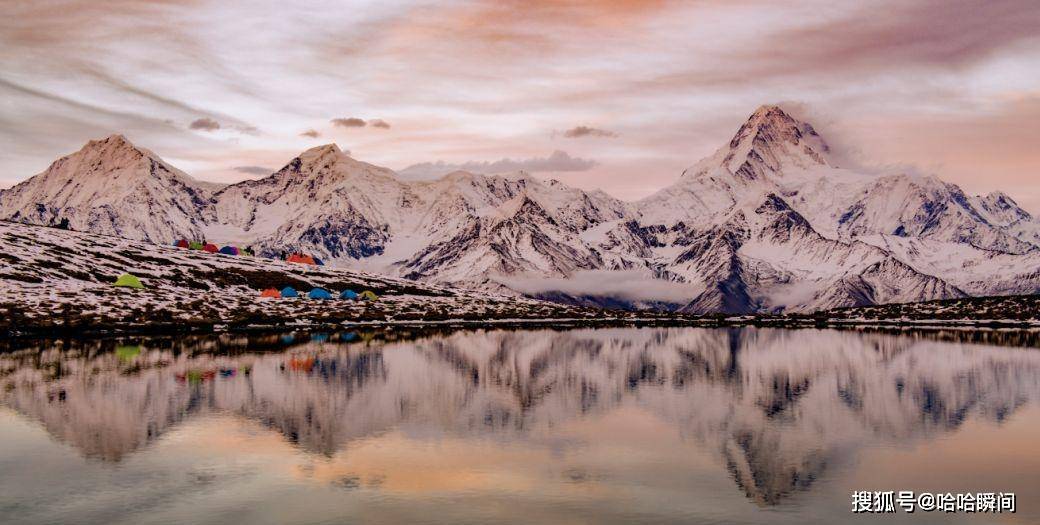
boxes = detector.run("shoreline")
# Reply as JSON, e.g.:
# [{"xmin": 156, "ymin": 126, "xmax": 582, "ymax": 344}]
[{"xmin": 6, "ymin": 314, "xmax": 1040, "ymax": 340}]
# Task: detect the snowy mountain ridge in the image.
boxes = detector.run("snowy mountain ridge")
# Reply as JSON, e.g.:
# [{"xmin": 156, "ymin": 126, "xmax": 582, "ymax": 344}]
[{"xmin": 3, "ymin": 105, "xmax": 1040, "ymax": 313}]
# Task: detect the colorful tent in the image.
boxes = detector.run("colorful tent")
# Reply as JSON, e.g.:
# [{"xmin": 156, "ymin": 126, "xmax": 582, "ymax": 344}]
[
  {"xmin": 203, "ymin": 243, "xmax": 219, "ymax": 253},
  {"xmin": 289, "ymin": 356, "xmax": 314, "ymax": 371},
  {"xmin": 280, "ymin": 286, "xmax": 299, "ymax": 298},
  {"xmin": 260, "ymin": 288, "xmax": 281, "ymax": 298},
  {"xmin": 113, "ymin": 273, "xmax": 144, "ymax": 289},
  {"xmin": 313, "ymin": 257, "xmax": 325, "ymax": 266},
  {"xmin": 339, "ymin": 289, "xmax": 358, "ymax": 300},
  {"xmin": 286, "ymin": 253, "xmax": 317, "ymax": 265},
  {"xmin": 189, "ymin": 241, "xmax": 204, "ymax": 250},
  {"xmin": 359, "ymin": 290, "xmax": 378, "ymax": 301},
  {"xmin": 308, "ymin": 288, "xmax": 333, "ymax": 300},
  {"xmin": 174, "ymin": 239, "xmax": 190, "ymax": 248},
  {"xmin": 219, "ymin": 245, "xmax": 239, "ymax": 256}
]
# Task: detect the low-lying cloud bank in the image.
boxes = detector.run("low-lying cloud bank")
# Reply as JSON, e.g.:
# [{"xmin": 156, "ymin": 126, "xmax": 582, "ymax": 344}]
[
  {"xmin": 399, "ymin": 150, "xmax": 597, "ymax": 180},
  {"xmin": 497, "ymin": 270, "xmax": 703, "ymax": 304}
]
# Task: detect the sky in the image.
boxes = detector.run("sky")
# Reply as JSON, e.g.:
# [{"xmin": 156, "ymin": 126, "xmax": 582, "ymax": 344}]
[{"xmin": 2, "ymin": 0, "xmax": 1039, "ymax": 209}]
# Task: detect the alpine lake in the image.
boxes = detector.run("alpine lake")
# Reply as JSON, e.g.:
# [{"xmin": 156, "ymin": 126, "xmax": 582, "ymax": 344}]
[{"xmin": 1, "ymin": 326, "xmax": 1038, "ymax": 524}]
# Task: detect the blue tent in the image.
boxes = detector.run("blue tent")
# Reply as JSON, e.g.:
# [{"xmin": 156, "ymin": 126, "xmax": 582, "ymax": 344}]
[
  {"xmin": 280, "ymin": 286, "xmax": 299, "ymax": 298},
  {"xmin": 219, "ymin": 245, "xmax": 239, "ymax": 256},
  {"xmin": 339, "ymin": 289, "xmax": 358, "ymax": 300},
  {"xmin": 313, "ymin": 257, "xmax": 325, "ymax": 266},
  {"xmin": 308, "ymin": 288, "xmax": 332, "ymax": 300}
]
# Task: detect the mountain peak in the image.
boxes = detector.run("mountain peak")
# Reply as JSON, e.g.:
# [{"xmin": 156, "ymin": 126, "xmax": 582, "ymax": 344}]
[
  {"xmin": 722, "ymin": 104, "xmax": 831, "ymax": 175},
  {"xmin": 80, "ymin": 134, "xmax": 146, "ymax": 156},
  {"xmin": 97, "ymin": 133, "xmax": 131, "ymax": 144},
  {"xmin": 748, "ymin": 104, "xmax": 790, "ymax": 121},
  {"xmin": 300, "ymin": 143, "xmax": 341, "ymax": 157},
  {"xmin": 292, "ymin": 143, "xmax": 346, "ymax": 171}
]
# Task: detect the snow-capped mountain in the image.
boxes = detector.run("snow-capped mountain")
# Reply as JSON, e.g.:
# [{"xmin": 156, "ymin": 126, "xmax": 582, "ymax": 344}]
[
  {"xmin": 0, "ymin": 135, "xmax": 216, "ymax": 242},
  {"xmin": 633, "ymin": 105, "xmax": 1040, "ymax": 311},
  {"xmin": 639, "ymin": 105, "xmax": 1040, "ymax": 254},
  {"xmin": 205, "ymin": 144, "xmax": 635, "ymax": 290},
  {"xmin": 3, "ymin": 105, "xmax": 1039, "ymax": 313}
]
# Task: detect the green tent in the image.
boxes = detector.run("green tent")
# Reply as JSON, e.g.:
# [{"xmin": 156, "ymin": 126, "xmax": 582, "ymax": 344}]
[
  {"xmin": 188, "ymin": 241, "xmax": 204, "ymax": 250},
  {"xmin": 113, "ymin": 273, "xmax": 144, "ymax": 289},
  {"xmin": 359, "ymin": 290, "xmax": 378, "ymax": 301}
]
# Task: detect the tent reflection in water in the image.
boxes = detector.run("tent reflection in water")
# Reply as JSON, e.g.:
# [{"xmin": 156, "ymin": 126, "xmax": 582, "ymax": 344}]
[
  {"xmin": 115, "ymin": 345, "xmax": 141, "ymax": 362},
  {"xmin": 280, "ymin": 286, "xmax": 299, "ymax": 298},
  {"xmin": 113, "ymin": 273, "xmax": 144, "ymax": 289}
]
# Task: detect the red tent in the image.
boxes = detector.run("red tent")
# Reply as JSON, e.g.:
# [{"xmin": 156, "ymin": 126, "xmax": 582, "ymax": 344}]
[
  {"xmin": 260, "ymin": 288, "xmax": 281, "ymax": 298},
  {"xmin": 203, "ymin": 243, "xmax": 219, "ymax": 253},
  {"xmin": 175, "ymin": 239, "xmax": 190, "ymax": 248},
  {"xmin": 286, "ymin": 253, "xmax": 317, "ymax": 265}
]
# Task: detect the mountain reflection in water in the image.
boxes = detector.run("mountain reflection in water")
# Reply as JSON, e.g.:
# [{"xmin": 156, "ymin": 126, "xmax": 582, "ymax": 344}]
[{"xmin": 1, "ymin": 327, "xmax": 1039, "ymax": 522}]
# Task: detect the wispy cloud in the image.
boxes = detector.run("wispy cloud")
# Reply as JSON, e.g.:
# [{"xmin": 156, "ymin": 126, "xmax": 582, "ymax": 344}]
[
  {"xmin": 300, "ymin": 129, "xmax": 320, "ymax": 138},
  {"xmin": 329, "ymin": 117, "xmax": 391, "ymax": 129},
  {"xmin": 330, "ymin": 117, "xmax": 366, "ymax": 128},
  {"xmin": 562, "ymin": 126, "xmax": 617, "ymax": 138},
  {"xmin": 189, "ymin": 117, "xmax": 220, "ymax": 131}
]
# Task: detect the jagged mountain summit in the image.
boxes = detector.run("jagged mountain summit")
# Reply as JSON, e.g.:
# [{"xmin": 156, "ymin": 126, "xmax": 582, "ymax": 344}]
[{"xmin": 2, "ymin": 105, "xmax": 1039, "ymax": 313}]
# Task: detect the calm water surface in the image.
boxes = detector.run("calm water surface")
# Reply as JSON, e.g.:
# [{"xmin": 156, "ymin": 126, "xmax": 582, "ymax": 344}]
[{"xmin": 1, "ymin": 327, "xmax": 1038, "ymax": 524}]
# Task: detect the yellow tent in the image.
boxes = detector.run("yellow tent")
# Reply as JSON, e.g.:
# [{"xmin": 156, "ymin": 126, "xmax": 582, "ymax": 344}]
[{"xmin": 359, "ymin": 290, "xmax": 378, "ymax": 301}]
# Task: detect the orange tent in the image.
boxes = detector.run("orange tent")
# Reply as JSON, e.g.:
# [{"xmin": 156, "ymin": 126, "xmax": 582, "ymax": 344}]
[
  {"xmin": 260, "ymin": 288, "xmax": 281, "ymax": 298},
  {"xmin": 203, "ymin": 243, "xmax": 219, "ymax": 253},
  {"xmin": 286, "ymin": 253, "xmax": 317, "ymax": 265}
]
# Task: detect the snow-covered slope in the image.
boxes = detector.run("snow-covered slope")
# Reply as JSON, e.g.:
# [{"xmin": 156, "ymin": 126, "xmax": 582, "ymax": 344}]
[
  {"xmin": 663, "ymin": 193, "xmax": 963, "ymax": 313},
  {"xmin": 0, "ymin": 221, "xmax": 600, "ymax": 333},
  {"xmin": 3, "ymin": 105, "xmax": 1039, "ymax": 313},
  {"xmin": 0, "ymin": 135, "xmax": 213, "ymax": 242}
]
